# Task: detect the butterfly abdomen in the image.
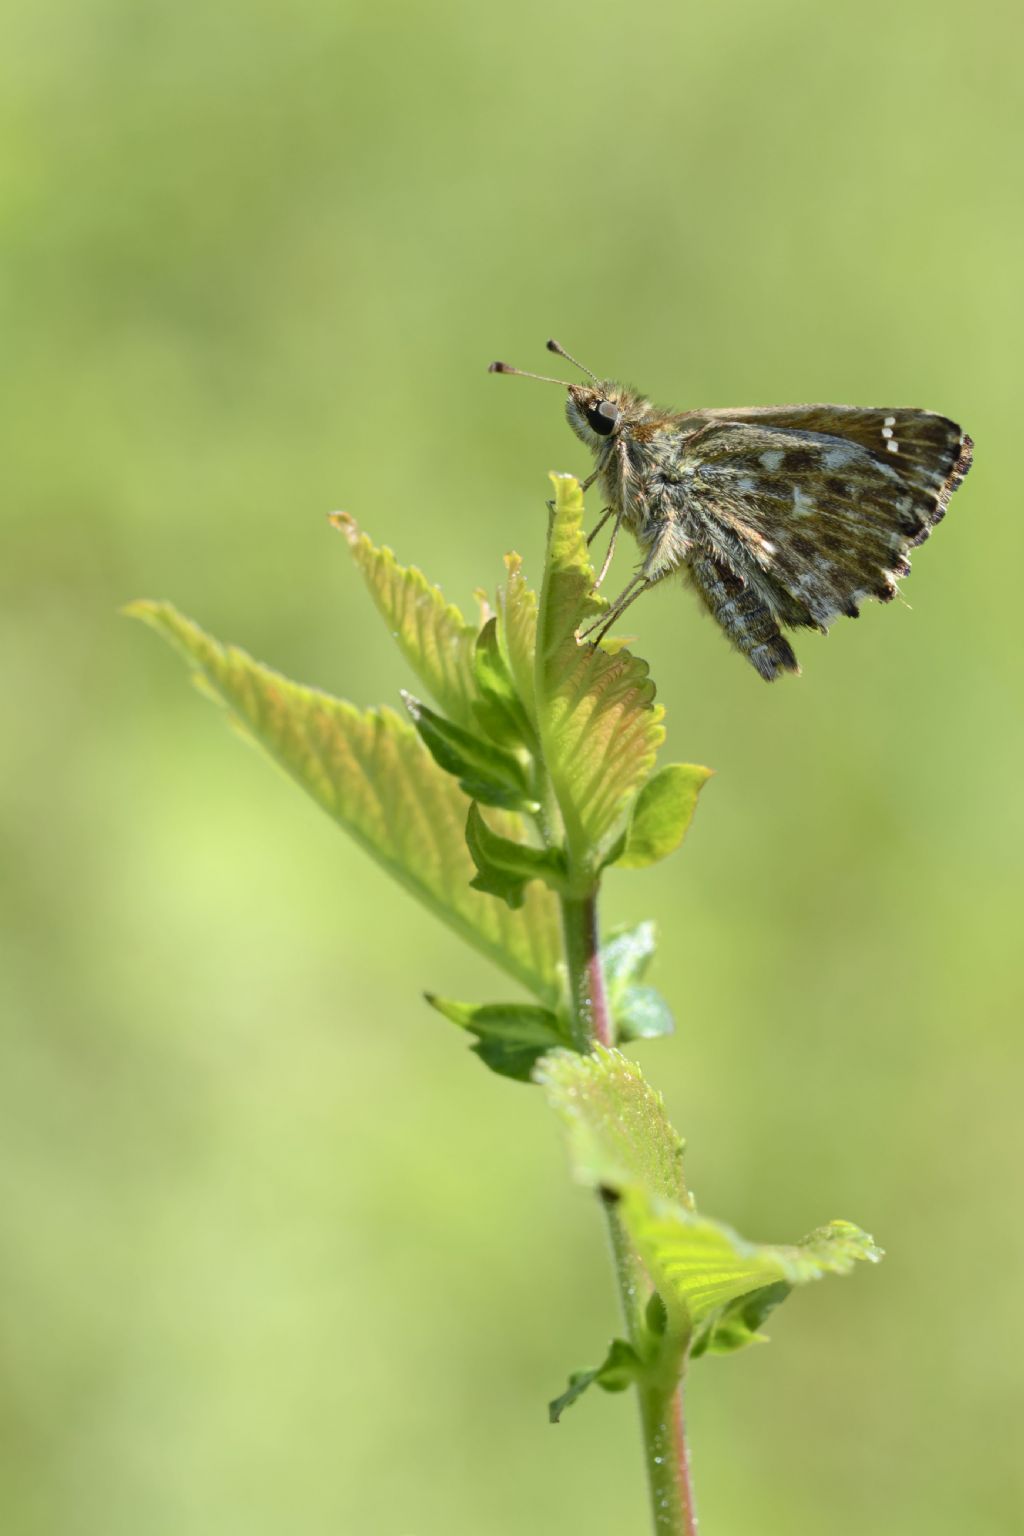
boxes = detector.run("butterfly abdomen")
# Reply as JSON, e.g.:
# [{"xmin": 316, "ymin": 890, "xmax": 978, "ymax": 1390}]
[{"xmin": 687, "ymin": 550, "xmax": 799, "ymax": 682}]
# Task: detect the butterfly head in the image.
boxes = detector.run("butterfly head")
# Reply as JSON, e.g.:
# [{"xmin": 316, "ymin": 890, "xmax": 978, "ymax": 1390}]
[
  {"xmin": 488, "ymin": 339, "xmax": 632, "ymax": 451},
  {"xmin": 564, "ymin": 382, "xmax": 628, "ymax": 446}
]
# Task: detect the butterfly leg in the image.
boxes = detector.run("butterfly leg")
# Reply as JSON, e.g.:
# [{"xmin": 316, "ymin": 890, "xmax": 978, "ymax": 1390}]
[
  {"xmin": 580, "ymin": 560, "xmax": 675, "ymax": 644},
  {"xmin": 580, "ymin": 522, "xmax": 681, "ymax": 641},
  {"xmin": 586, "ymin": 506, "xmax": 615, "ymax": 546},
  {"xmin": 592, "ymin": 514, "xmax": 622, "ymax": 590},
  {"xmin": 579, "ymin": 574, "xmax": 647, "ymax": 645}
]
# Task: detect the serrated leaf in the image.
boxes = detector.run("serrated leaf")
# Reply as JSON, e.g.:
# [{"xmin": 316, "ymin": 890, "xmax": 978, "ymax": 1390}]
[
  {"xmin": 538, "ymin": 1046, "xmax": 881, "ymax": 1356},
  {"xmin": 534, "ymin": 1045, "xmax": 688, "ymax": 1204},
  {"xmin": 465, "ymin": 802, "xmax": 569, "ymax": 908},
  {"xmin": 614, "ymin": 763, "xmax": 713, "ymax": 870},
  {"xmin": 535, "ymin": 477, "xmax": 666, "ymax": 870},
  {"xmin": 401, "ymin": 690, "xmax": 536, "ymax": 812},
  {"xmin": 471, "ymin": 618, "xmax": 534, "ymax": 749},
  {"xmin": 127, "ymin": 601, "xmax": 561, "ymax": 1003},
  {"xmin": 332, "ymin": 513, "xmax": 480, "ymax": 730},
  {"xmin": 549, "ymin": 1338, "xmax": 643, "ymax": 1423},
  {"xmin": 623, "ymin": 1192, "xmax": 883, "ymax": 1344},
  {"xmin": 538, "ymin": 474, "xmax": 608, "ymax": 652},
  {"xmin": 424, "ymin": 994, "xmax": 569, "ymax": 1083},
  {"xmin": 497, "ymin": 553, "xmax": 539, "ymax": 728}
]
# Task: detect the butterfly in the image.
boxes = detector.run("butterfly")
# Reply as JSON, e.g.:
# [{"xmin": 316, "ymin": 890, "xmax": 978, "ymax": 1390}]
[{"xmin": 490, "ymin": 340, "xmax": 973, "ymax": 680}]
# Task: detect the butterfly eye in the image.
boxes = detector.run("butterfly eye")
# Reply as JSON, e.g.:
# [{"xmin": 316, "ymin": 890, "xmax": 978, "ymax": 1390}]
[{"xmin": 586, "ymin": 399, "xmax": 621, "ymax": 437}]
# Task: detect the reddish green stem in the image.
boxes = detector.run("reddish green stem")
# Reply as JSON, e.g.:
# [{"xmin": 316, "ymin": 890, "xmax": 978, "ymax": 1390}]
[
  {"xmin": 560, "ymin": 890, "xmax": 698, "ymax": 1535},
  {"xmin": 560, "ymin": 893, "xmax": 612, "ymax": 1050}
]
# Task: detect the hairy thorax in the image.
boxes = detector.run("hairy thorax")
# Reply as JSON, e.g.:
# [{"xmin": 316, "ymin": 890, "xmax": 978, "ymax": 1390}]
[{"xmin": 600, "ymin": 421, "xmax": 698, "ymax": 552}]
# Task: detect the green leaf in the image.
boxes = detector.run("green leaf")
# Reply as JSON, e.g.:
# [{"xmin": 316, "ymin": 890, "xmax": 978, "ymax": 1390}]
[
  {"xmin": 538, "ymin": 1047, "xmax": 882, "ymax": 1355},
  {"xmin": 623, "ymin": 1192, "xmax": 883, "ymax": 1345},
  {"xmin": 424, "ymin": 994, "xmax": 570, "ymax": 1083},
  {"xmin": 690, "ymin": 1280, "xmax": 791, "ymax": 1358},
  {"xmin": 601, "ymin": 921, "xmax": 658, "ymax": 991},
  {"xmin": 496, "ymin": 552, "xmax": 539, "ymax": 729},
  {"xmin": 537, "ymin": 474, "xmax": 608, "ymax": 652},
  {"xmin": 549, "ymin": 1338, "xmax": 643, "ymax": 1423},
  {"xmin": 615, "ymin": 985, "xmax": 674, "ymax": 1042},
  {"xmin": 465, "ymin": 803, "xmax": 569, "ymax": 908},
  {"xmin": 613, "ymin": 763, "xmax": 713, "ymax": 870},
  {"xmin": 535, "ymin": 1045, "xmax": 688, "ymax": 1204},
  {"xmin": 534, "ymin": 476, "xmax": 666, "ymax": 871},
  {"xmin": 127, "ymin": 601, "xmax": 562, "ymax": 1003},
  {"xmin": 332, "ymin": 513, "xmax": 481, "ymax": 730},
  {"xmin": 600, "ymin": 923, "xmax": 674, "ymax": 1042},
  {"xmin": 401, "ymin": 690, "xmax": 537, "ymax": 812},
  {"xmin": 471, "ymin": 617, "xmax": 534, "ymax": 749}
]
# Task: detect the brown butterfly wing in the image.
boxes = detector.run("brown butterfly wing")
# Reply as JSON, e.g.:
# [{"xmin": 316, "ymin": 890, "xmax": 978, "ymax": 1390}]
[{"xmin": 673, "ymin": 408, "xmax": 972, "ymax": 632}]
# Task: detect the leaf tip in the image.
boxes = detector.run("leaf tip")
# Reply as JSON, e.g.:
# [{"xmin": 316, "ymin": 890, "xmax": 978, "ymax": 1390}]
[
  {"xmin": 547, "ymin": 471, "xmax": 584, "ymax": 511},
  {"xmin": 122, "ymin": 598, "xmax": 174, "ymax": 630},
  {"xmin": 328, "ymin": 511, "xmax": 359, "ymax": 542}
]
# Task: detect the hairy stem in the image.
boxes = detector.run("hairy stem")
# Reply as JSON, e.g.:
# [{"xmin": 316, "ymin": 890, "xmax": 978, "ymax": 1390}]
[
  {"xmin": 560, "ymin": 894, "xmax": 612, "ymax": 1051},
  {"xmin": 560, "ymin": 892, "xmax": 698, "ymax": 1536},
  {"xmin": 638, "ymin": 1383, "xmax": 699, "ymax": 1536}
]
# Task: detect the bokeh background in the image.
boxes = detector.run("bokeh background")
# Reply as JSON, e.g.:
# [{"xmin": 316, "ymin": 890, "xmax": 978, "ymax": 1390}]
[{"xmin": 3, "ymin": 2, "xmax": 1021, "ymax": 1532}]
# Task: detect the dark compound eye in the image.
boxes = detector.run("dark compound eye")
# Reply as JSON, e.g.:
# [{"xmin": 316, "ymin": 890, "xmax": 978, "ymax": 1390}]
[{"xmin": 585, "ymin": 399, "xmax": 621, "ymax": 437}]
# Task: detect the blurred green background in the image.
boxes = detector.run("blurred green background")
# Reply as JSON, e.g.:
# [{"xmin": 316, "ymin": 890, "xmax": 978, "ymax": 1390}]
[{"xmin": 2, "ymin": 1, "xmax": 1021, "ymax": 1532}]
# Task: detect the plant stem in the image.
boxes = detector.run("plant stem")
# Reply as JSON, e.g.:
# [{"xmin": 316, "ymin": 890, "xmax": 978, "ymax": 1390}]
[
  {"xmin": 638, "ymin": 1381, "xmax": 699, "ymax": 1536},
  {"xmin": 559, "ymin": 892, "xmax": 698, "ymax": 1536},
  {"xmin": 560, "ymin": 893, "xmax": 612, "ymax": 1050}
]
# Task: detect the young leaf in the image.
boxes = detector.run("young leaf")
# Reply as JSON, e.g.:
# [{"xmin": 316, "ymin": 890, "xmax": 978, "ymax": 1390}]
[
  {"xmin": 601, "ymin": 921, "xmax": 658, "ymax": 992},
  {"xmin": 614, "ymin": 985, "xmax": 674, "ymax": 1042},
  {"xmin": 535, "ymin": 1045, "xmax": 688, "ymax": 1205},
  {"xmin": 534, "ymin": 476, "xmax": 666, "ymax": 871},
  {"xmin": 424, "ymin": 995, "xmax": 570, "ymax": 1083},
  {"xmin": 622, "ymin": 1192, "xmax": 882, "ymax": 1345},
  {"xmin": 465, "ymin": 803, "xmax": 569, "ymax": 908},
  {"xmin": 471, "ymin": 617, "xmax": 534, "ymax": 749},
  {"xmin": 690, "ymin": 1280, "xmax": 791, "ymax": 1358},
  {"xmin": 401, "ymin": 691, "xmax": 537, "ymax": 812},
  {"xmin": 600, "ymin": 922, "xmax": 674, "ymax": 1042},
  {"xmin": 332, "ymin": 513, "xmax": 480, "ymax": 730},
  {"xmin": 496, "ymin": 553, "xmax": 539, "ymax": 728},
  {"xmin": 127, "ymin": 601, "xmax": 562, "ymax": 1003},
  {"xmin": 538, "ymin": 1047, "xmax": 881, "ymax": 1354},
  {"xmin": 613, "ymin": 763, "xmax": 713, "ymax": 870},
  {"xmin": 549, "ymin": 1338, "xmax": 644, "ymax": 1423}
]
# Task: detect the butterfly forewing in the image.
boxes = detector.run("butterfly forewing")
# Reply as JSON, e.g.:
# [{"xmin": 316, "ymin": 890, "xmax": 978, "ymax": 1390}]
[{"xmin": 676, "ymin": 408, "xmax": 972, "ymax": 631}]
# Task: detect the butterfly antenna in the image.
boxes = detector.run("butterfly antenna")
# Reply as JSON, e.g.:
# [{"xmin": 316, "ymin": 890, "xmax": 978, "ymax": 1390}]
[
  {"xmin": 546, "ymin": 338, "xmax": 600, "ymax": 384},
  {"xmin": 488, "ymin": 360, "xmax": 574, "ymax": 387}
]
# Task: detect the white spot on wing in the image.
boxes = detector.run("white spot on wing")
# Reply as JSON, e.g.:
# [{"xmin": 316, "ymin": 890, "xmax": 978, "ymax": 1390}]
[
  {"xmin": 822, "ymin": 444, "xmax": 859, "ymax": 470},
  {"xmin": 887, "ymin": 440, "xmax": 900, "ymax": 453},
  {"xmin": 759, "ymin": 449, "xmax": 784, "ymax": 471},
  {"xmin": 883, "ymin": 415, "xmax": 896, "ymax": 427},
  {"xmin": 792, "ymin": 486, "xmax": 815, "ymax": 516}
]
